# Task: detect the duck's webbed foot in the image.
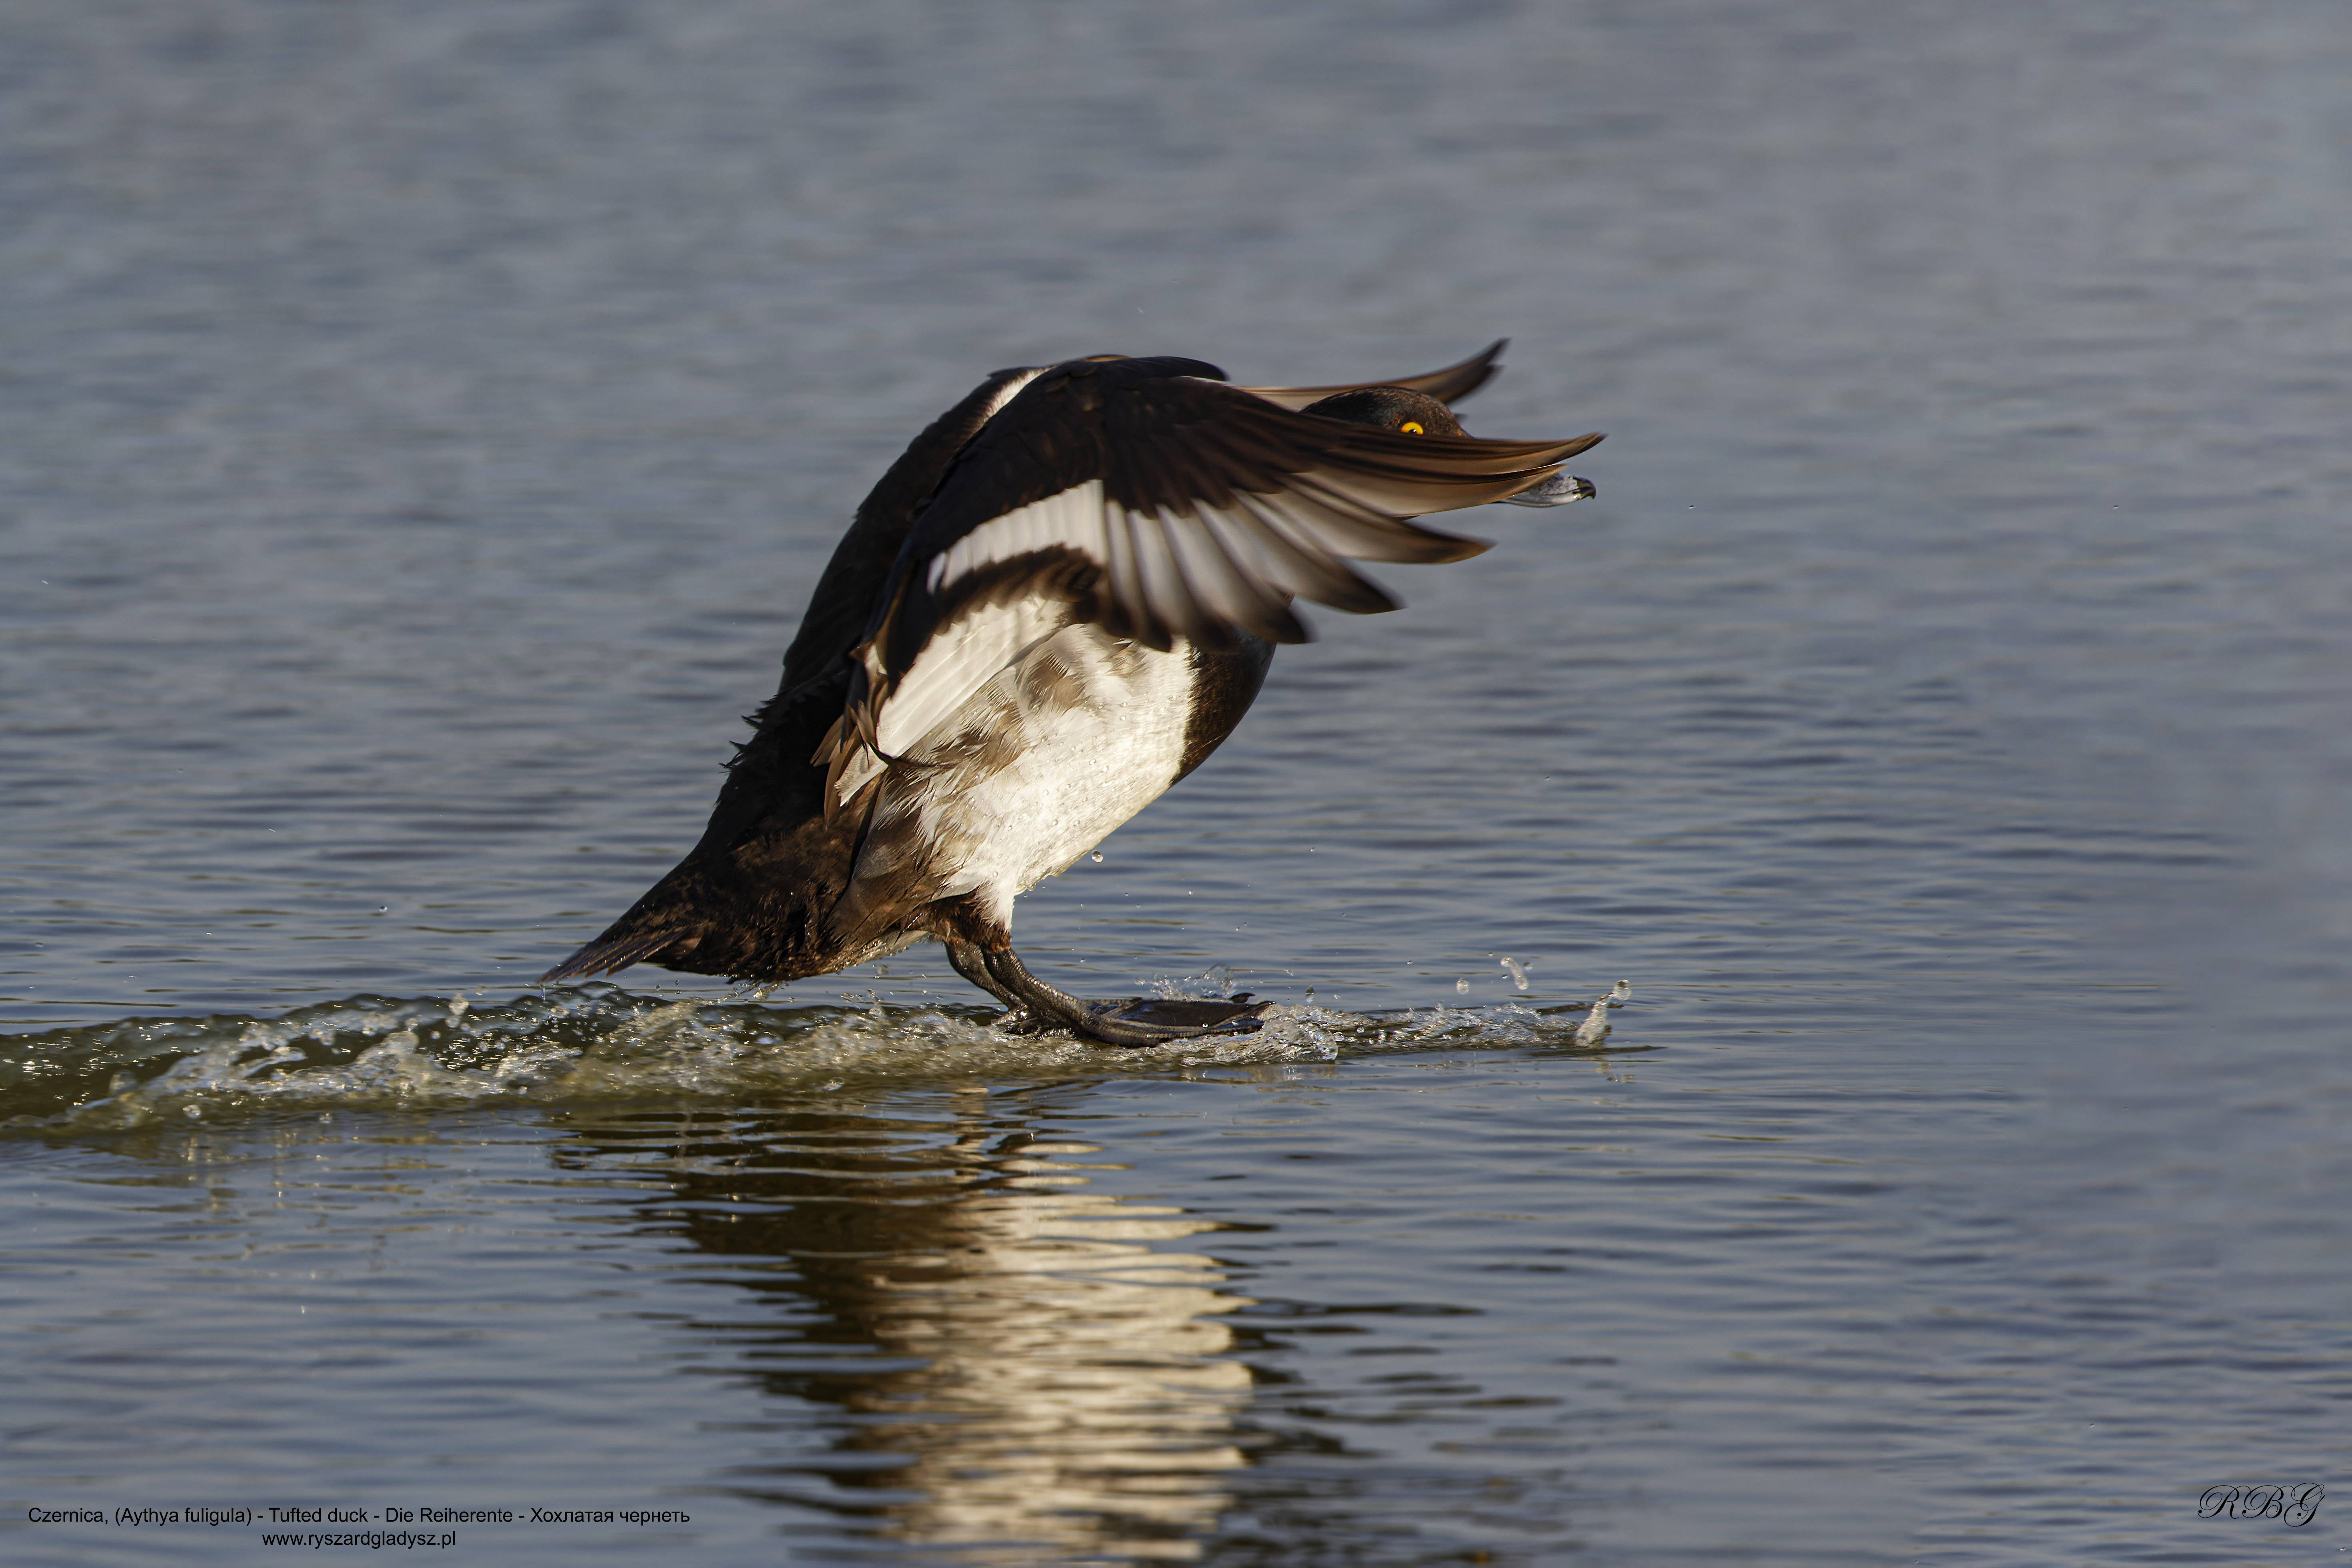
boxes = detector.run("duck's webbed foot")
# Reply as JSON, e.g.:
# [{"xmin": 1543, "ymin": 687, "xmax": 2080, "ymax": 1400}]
[{"xmin": 970, "ymin": 945, "xmax": 1267, "ymax": 1047}]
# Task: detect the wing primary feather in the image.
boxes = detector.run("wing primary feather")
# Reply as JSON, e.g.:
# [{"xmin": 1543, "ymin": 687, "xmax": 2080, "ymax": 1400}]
[
  {"xmin": 1278, "ymin": 472, "xmax": 1494, "ymax": 563},
  {"xmin": 1103, "ymin": 505, "xmax": 1148, "ymax": 642},
  {"xmin": 1240, "ymin": 340, "xmax": 1509, "ymax": 411},
  {"xmin": 1160, "ymin": 507, "xmax": 1274, "ymax": 648},
  {"xmin": 1193, "ymin": 504, "xmax": 1313, "ymax": 641},
  {"xmin": 1123, "ymin": 505, "xmax": 1199, "ymax": 649},
  {"xmin": 1226, "ymin": 490, "xmax": 1403, "ymax": 616},
  {"xmin": 1236, "ymin": 480, "xmax": 1466, "ymax": 567}
]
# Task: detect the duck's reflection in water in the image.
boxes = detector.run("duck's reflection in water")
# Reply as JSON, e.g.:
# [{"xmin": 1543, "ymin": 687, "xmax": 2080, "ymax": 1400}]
[{"xmin": 552, "ymin": 1089, "xmax": 1251, "ymax": 1562}]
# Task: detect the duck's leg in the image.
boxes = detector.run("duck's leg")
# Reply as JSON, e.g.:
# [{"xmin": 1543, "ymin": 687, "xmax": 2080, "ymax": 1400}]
[
  {"xmin": 941, "ymin": 937, "xmax": 1043, "ymax": 1034},
  {"xmin": 978, "ymin": 944, "xmax": 1267, "ymax": 1048},
  {"xmin": 918, "ymin": 895, "xmax": 1266, "ymax": 1046}
]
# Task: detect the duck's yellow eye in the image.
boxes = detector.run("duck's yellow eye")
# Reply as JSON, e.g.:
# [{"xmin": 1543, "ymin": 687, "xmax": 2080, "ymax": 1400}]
[{"xmin": 1399, "ymin": 420, "xmax": 1425, "ymax": 435}]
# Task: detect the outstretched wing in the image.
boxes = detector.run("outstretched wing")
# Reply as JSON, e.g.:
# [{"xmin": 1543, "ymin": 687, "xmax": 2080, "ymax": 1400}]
[
  {"xmin": 1239, "ymin": 338, "xmax": 1507, "ymax": 410},
  {"xmin": 819, "ymin": 354, "xmax": 1602, "ymax": 807}
]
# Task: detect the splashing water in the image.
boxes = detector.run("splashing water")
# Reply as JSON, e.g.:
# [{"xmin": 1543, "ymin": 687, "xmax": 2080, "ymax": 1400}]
[
  {"xmin": 1573, "ymin": 980, "xmax": 1634, "ymax": 1047},
  {"xmin": 0, "ymin": 981, "xmax": 1638, "ymax": 1134}
]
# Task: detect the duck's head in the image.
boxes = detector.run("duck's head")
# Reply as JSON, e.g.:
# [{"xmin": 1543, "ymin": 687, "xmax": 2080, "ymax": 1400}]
[
  {"xmin": 1298, "ymin": 385, "xmax": 1466, "ymax": 436},
  {"xmin": 1300, "ymin": 385, "xmax": 1597, "ymax": 507}
]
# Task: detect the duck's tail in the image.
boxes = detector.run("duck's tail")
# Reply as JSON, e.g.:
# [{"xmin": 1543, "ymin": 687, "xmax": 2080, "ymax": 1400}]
[
  {"xmin": 536, "ymin": 921, "xmax": 690, "ymax": 983},
  {"xmin": 535, "ymin": 791, "xmax": 880, "ymax": 987},
  {"xmin": 536, "ymin": 880, "xmax": 719, "ymax": 983}
]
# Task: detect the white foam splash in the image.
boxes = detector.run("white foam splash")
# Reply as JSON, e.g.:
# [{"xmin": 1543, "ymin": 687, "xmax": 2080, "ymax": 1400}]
[{"xmin": 3, "ymin": 979, "xmax": 1638, "ymax": 1133}]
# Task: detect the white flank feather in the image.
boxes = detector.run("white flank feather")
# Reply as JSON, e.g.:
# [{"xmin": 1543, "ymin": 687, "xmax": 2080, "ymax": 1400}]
[{"xmin": 871, "ymin": 595, "xmax": 1069, "ymax": 760}]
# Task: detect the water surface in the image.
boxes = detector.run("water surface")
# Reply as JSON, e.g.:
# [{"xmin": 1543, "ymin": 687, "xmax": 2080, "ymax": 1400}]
[{"xmin": 5, "ymin": 2, "xmax": 2349, "ymax": 1562}]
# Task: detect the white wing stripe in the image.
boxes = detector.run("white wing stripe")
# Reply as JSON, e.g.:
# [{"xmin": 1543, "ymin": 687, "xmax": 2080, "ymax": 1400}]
[
  {"xmin": 1079, "ymin": 487, "xmax": 1112, "ymax": 573},
  {"xmin": 1105, "ymin": 507, "xmax": 1146, "ymax": 629},
  {"xmin": 928, "ymin": 480, "xmax": 1110, "ymax": 594},
  {"xmin": 907, "ymin": 427, "xmax": 1518, "ymax": 675},
  {"xmin": 1123, "ymin": 504, "xmax": 1196, "ymax": 631}
]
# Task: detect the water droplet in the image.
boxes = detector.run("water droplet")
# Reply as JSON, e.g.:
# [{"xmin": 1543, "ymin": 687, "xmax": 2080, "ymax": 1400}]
[
  {"xmin": 1090, "ymin": 851, "xmax": 1103, "ymax": 862},
  {"xmin": 1455, "ymin": 978, "xmax": 1470, "ymax": 994},
  {"xmin": 184, "ymin": 1104, "xmax": 202, "ymax": 1119},
  {"xmin": 1500, "ymin": 957, "xmax": 1531, "ymax": 992}
]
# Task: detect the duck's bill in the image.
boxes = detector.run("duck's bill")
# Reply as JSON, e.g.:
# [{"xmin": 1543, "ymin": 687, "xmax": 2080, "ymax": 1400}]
[{"xmin": 1500, "ymin": 471, "xmax": 1597, "ymax": 507}]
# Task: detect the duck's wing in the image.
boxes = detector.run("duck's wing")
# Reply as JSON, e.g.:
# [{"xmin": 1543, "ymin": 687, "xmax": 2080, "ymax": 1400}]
[
  {"xmin": 819, "ymin": 354, "xmax": 1601, "ymax": 807},
  {"xmin": 1239, "ymin": 339, "xmax": 1507, "ymax": 410},
  {"xmin": 771, "ymin": 364, "xmax": 1050, "ymax": 700}
]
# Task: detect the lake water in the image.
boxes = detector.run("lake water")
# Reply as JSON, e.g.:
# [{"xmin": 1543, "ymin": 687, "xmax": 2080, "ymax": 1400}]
[{"xmin": 4, "ymin": 2, "xmax": 2349, "ymax": 1562}]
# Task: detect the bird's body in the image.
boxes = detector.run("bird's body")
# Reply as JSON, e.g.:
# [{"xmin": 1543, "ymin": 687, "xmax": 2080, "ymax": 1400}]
[{"xmin": 542, "ymin": 344, "xmax": 1599, "ymax": 1043}]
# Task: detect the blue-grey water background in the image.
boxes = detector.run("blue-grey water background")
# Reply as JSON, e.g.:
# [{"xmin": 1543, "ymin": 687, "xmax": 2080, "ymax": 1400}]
[{"xmin": 4, "ymin": 2, "xmax": 2349, "ymax": 1562}]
